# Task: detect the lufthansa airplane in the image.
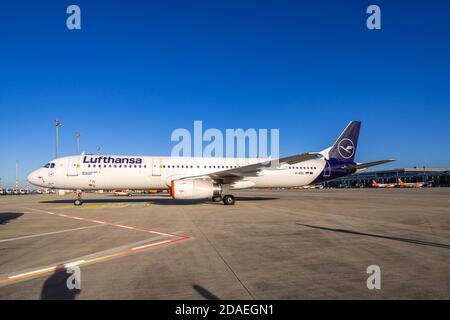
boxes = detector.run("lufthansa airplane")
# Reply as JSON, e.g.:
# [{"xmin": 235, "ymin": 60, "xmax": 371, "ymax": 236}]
[{"xmin": 27, "ymin": 121, "xmax": 394, "ymax": 206}]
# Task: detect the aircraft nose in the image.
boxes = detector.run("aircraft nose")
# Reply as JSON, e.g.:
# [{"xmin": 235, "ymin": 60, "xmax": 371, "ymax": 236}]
[{"xmin": 27, "ymin": 171, "xmax": 40, "ymax": 186}]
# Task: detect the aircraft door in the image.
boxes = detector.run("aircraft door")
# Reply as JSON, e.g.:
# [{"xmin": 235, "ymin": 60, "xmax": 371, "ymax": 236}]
[
  {"xmin": 323, "ymin": 161, "xmax": 331, "ymax": 178},
  {"xmin": 67, "ymin": 158, "xmax": 80, "ymax": 176},
  {"xmin": 152, "ymin": 159, "xmax": 161, "ymax": 176}
]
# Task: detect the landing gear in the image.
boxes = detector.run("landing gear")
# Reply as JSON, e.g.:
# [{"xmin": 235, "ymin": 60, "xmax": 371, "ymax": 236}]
[
  {"xmin": 74, "ymin": 191, "xmax": 83, "ymax": 206},
  {"xmin": 212, "ymin": 196, "xmax": 222, "ymax": 202},
  {"xmin": 222, "ymin": 195, "xmax": 235, "ymax": 205}
]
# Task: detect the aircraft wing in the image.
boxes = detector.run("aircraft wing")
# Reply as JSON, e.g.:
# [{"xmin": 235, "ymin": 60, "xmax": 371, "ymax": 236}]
[{"xmin": 179, "ymin": 152, "xmax": 322, "ymax": 184}]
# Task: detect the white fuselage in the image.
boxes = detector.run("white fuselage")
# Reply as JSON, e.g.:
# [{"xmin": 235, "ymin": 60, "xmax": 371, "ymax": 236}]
[{"xmin": 27, "ymin": 155, "xmax": 326, "ymax": 190}]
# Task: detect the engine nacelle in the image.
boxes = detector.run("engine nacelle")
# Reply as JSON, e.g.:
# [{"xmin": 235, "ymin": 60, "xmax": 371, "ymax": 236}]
[{"xmin": 170, "ymin": 179, "xmax": 221, "ymax": 200}]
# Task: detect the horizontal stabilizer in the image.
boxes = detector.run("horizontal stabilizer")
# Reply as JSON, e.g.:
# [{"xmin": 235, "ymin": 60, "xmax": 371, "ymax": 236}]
[{"xmin": 342, "ymin": 159, "xmax": 395, "ymax": 171}]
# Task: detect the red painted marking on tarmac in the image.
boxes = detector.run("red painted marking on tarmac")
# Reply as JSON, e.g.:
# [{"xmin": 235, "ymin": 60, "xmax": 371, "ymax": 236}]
[
  {"xmin": 0, "ymin": 208, "xmax": 190, "ymax": 285},
  {"xmin": 38, "ymin": 209, "xmax": 189, "ymax": 239}
]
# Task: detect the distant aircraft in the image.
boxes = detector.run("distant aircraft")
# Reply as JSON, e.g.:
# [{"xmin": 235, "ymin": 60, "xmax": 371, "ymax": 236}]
[
  {"xmin": 28, "ymin": 121, "xmax": 394, "ymax": 206},
  {"xmin": 397, "ymin": 178, "xmax": 424, "ymax": 188},
  {"xmin": 371, "ymin": 180, "xmax": 396, "ymax": 188}
]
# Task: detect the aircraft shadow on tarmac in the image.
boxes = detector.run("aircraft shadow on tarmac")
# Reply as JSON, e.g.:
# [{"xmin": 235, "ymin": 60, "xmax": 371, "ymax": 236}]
[
  {"xmin": 297, "ymin": 223, "xmax": 450, "ymax": 249},
  {"xmin": 41, "ymin": 265, "xmax": 81, "ymax": 300},
  {"xmin": 0, "ymin": 212, "xmax": 24, "ymax": 225},
  {"xmin": 192, "ymin": 284, "xmax": 221, "ymax": 300},
  {"xmin": 39, "ymin": 196, "xmax": 279, "ymax": 206}
]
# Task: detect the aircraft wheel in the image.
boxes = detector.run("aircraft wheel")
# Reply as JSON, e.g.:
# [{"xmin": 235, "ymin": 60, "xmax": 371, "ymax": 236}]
[
  {"xmin": 74, "ymin": 199, "xmax": 83, "ymax": 206},
  {"xmin": 212, "ymin": 196, "xmax": 222, "ymax": 202},
  {"xmin": 222, "ymin": 195, "xmax": 235, "ymax": 205}
]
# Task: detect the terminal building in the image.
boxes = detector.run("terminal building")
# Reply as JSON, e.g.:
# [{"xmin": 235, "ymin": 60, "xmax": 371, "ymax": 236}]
[{"xmin": 324, "ymin": 167, "xmax": 450, "ymax": 188}]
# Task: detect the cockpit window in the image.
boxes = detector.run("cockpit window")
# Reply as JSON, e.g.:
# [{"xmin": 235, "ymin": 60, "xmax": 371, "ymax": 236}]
[
  {"xmin": 50, "ymin": 163, "xmax": 55, "ymax": 168},
  {"xmin": 43, "ymin": 163, "xmax": 50, "ymax": 168}
]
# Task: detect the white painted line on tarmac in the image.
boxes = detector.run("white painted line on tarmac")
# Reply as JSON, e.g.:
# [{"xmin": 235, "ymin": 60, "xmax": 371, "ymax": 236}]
[
  {"xmin": 132, "ymin": 240, "xmax": 172, "ymax": 251},
  {"xmin": 0, "ymin": 224, "xmax": 105, "ymax": 243},
  {"xmin": 8, "ymin": 267, "xmax": 56, "ymax": 280}
]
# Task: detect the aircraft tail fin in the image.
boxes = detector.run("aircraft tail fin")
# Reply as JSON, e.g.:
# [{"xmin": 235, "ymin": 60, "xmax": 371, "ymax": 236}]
[{"xmin": 328, "ymin": 121, "xmax": 361, "ymax": 162}]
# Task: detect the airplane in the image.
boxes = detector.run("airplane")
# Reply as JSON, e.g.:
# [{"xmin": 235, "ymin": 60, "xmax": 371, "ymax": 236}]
[
  {"xmin": 27, "ymin": 121, "xmax": 394, "ymax": 206},
  {"xmin": 371, "ymin": 180, "xmax": 396, "ymax": 188},
  {"xmin": 397, "ymin": 178, "xmax": 425, "ymax": 188}
]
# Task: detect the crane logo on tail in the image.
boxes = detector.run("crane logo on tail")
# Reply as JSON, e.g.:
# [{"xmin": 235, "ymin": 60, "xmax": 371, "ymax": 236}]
[{"xmin": 337, "ymin": 138, "xmax": 355, "ymax": 159}]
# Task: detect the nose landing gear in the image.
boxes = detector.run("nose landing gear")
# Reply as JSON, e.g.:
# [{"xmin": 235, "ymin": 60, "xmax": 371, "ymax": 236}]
[{"xmin": 74, "ymin": 191, "xmax": 83, "ymax": 206}]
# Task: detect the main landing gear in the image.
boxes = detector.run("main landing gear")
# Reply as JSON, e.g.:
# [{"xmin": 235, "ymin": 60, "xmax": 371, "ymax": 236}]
[
  {"xmin": 74, "ymin": 191, "xmax": 83, "ymax": 206},
  {"xmin": 211, "ymin": 194, "xmax": 236, "ymax": 205},
  {"xmin": 222, "ymin": 195, "xmax": 235, "ymax": 205}
]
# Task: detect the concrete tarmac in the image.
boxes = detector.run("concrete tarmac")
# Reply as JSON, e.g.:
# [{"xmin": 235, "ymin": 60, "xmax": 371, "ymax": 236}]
[{"xmin": 0, "ymin": 188, "xmax": 449, "ymax": 299}]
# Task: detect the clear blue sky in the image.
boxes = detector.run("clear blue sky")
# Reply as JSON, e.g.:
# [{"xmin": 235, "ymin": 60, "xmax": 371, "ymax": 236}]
[{"xmin": 1, "ymin": 0, "xmax": 449, "ymax": 188}]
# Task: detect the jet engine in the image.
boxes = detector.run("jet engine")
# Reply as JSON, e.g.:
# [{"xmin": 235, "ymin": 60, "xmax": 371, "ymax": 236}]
[{"xmin": 170, "ymin": 179, "xmax": 221, "ymax": 200}]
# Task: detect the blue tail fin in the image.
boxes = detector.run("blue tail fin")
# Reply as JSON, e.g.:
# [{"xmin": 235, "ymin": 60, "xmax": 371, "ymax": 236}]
[{"xmin": 328, "ymin": 121, "xmax": 361, "ymax": 162}]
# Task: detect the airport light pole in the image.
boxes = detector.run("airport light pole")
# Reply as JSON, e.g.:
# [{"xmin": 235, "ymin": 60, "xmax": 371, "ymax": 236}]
[
  {"xmin": 76, "ymin": 132, "xmax": 80, "ymax": 154},
  {"xmin": 55, "ymin": 119, "xmax": 62, "ymax": 159},
  {"xmin": 15, "ymin": 160, "xmax": 19, "ymax": 191}
]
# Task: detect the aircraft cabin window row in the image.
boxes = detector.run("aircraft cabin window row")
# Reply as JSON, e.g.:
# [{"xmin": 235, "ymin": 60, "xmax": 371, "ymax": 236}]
[
  {"xmin": 84, "ymin": 164, "xmax": 242, "ymax": 169},
  {"xmin": 46, "ymin": 163, "xmax": 314, "ymax": 170},
  {"xmin": 87, "ymin": 164, "xmax": 147, "ymax": 168},
  {"xmin": 162, "ymin": 165, "xmax": 240, "ymax": 169}
]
